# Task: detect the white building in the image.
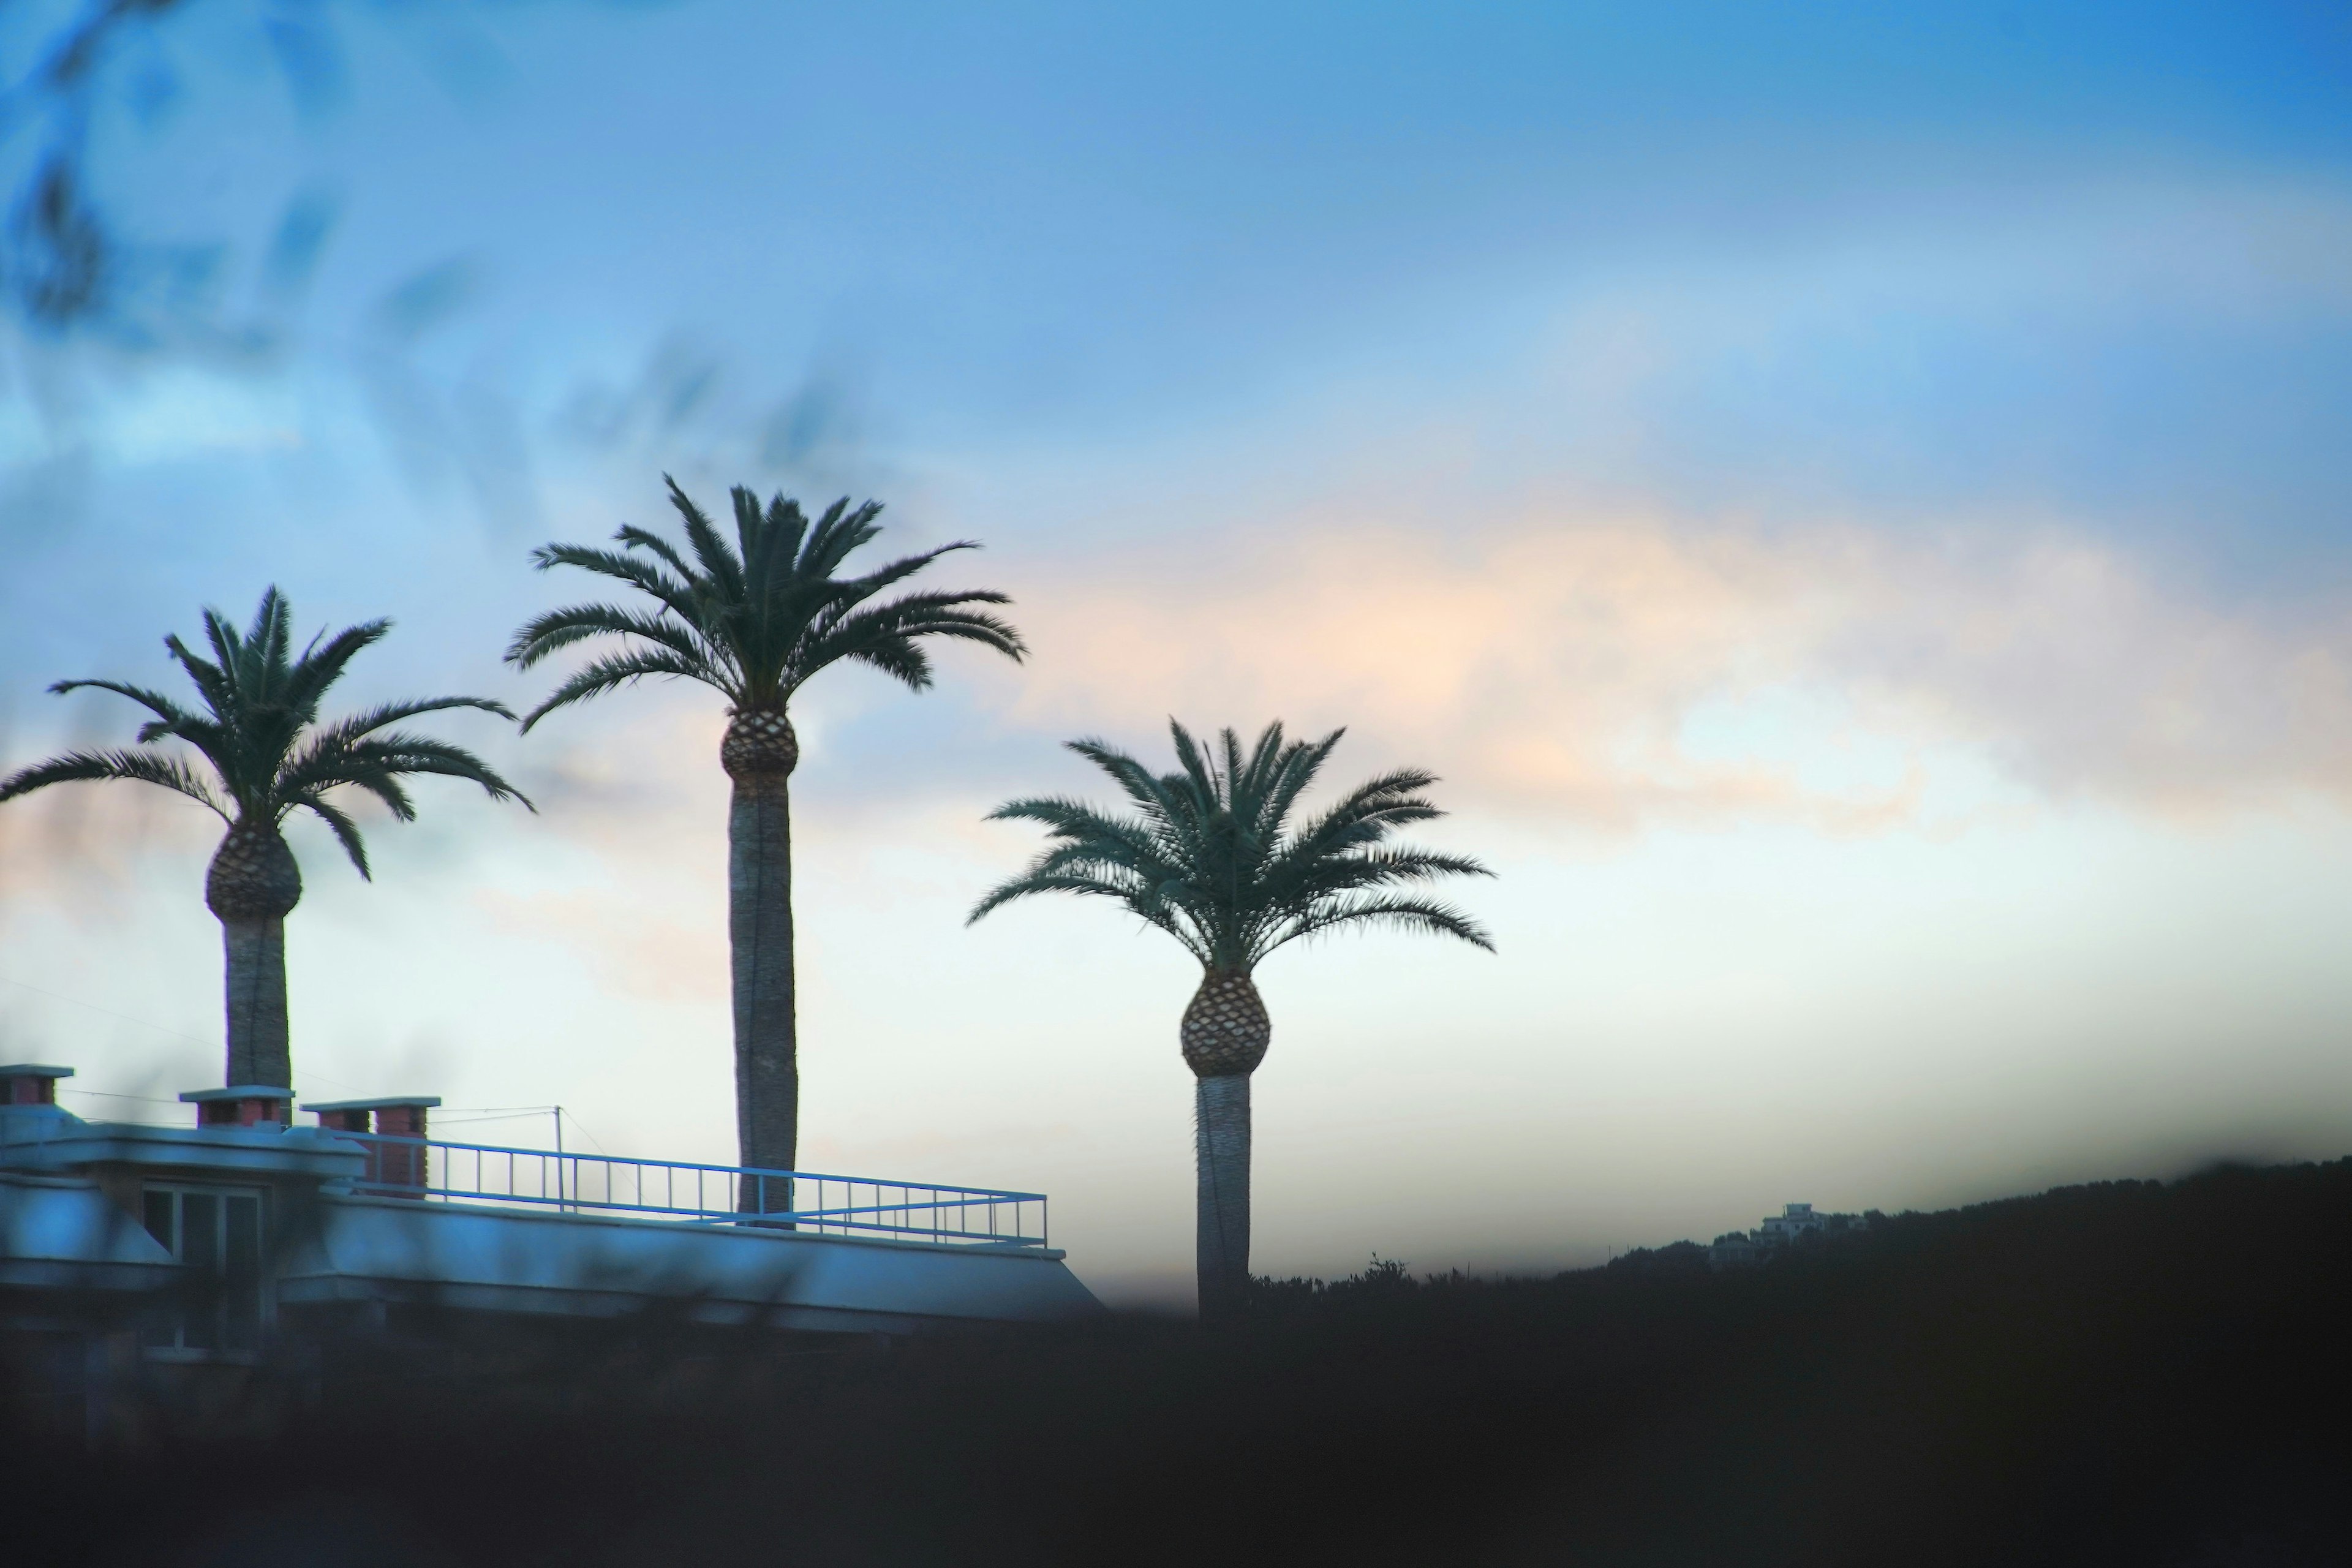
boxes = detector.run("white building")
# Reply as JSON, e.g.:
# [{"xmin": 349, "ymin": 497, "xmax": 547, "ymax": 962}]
[
  {"xmin": 1, "ymin": 1063, "xmax": 1098, "ymax": 1437},
  {"xmin": 1708, "ymin": 1202, "xmax": 1869, "ymax": 1270}
]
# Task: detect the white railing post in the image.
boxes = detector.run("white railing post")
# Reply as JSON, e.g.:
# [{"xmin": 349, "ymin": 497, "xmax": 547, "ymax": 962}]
[{"xmin": 323, "ymin": 1131, "xmax": 1047, "ymax": 1245}]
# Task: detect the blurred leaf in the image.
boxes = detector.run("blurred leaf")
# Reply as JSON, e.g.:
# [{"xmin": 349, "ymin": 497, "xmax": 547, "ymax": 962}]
[
  {"xmin": 371, "ymin": 255, "xmax": 481, "ymax": 344},
  {"xmin": 262, "ymin": 10, "xmax": 350, "ymax": 122},
  {"xmin": 6, "ymin": 158, "xmax": 108, "ymax": 328},
  {"xmin": 261, "ymin": 185, "xmax": 339, "ymax": 301}
]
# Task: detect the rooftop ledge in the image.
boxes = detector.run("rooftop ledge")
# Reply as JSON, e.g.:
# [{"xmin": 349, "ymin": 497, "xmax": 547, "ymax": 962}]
[{"xmin": 0, "ymin": 1107, "xmax": 1053, "ymax": 1251}]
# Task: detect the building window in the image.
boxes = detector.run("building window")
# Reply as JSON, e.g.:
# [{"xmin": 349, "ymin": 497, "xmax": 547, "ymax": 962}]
[{"xmin": 140, "ymin": 1185, "xmax": 265, "ymax": 1355}]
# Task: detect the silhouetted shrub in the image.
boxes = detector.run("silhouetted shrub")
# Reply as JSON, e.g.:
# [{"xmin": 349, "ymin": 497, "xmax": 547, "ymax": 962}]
[
  {"xmin": 6, "ymin": 1159, "xmax": 2350, "ymax": 1567},
  {"xmin": 1604, "ymin": 1237, "xmax": 1714, "ymax": 1275}
]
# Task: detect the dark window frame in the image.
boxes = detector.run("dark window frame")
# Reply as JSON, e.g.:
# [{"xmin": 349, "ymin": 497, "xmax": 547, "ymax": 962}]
[{"xmin": 139, "ymin": 1182, "xmax": 268, "ymax": 1360}]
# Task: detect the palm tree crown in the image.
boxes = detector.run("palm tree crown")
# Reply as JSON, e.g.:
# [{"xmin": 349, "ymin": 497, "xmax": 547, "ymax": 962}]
[
  {"xmin": 971, "ymin": 718, "xmax": 1491, "ymax": 1314},
  {"xmin": 2, "ymin": 587, "xmax": 529, "ymax": 1090},
  {"xmin": 0, "ymin": 587, "xmax": 528, "ymax": 867},
  {"xmin": 970, "ymin": 720, "xmax": 1495, "ymax": 968},
  {"xmin": 504, "ymin": 477, "xmax": 1026, "ymax": 726},
  {"xmin": 506, "ymin": 476, "xmax": 1025, "ymax": 1191}
]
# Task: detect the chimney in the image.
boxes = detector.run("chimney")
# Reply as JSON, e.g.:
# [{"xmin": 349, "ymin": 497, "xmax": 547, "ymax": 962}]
[
  {"xmin": 179, "ymin": 1085, "xmax": 297, "ymax": 1128},
  {"xmin": 307, "ymin": 1096, "xmax": 440, "ymax": 1193},
  {"xmin": 0, "ymin": 1064, "xmax": 72, "ymax": 1106}
]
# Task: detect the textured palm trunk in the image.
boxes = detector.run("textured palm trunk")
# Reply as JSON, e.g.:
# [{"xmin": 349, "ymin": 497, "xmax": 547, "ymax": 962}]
[
  {"xmin": 205, "ymin": 820, "xmax": 302, "ymax": 1088},
  {"xmin": 1183, "ymin": 968, "xmax": 1271, "ymax": 1317},
  {"xmin": 723, "ymin": 704, "xmax": 800, "ymax": 1213},
  {"xmin": 1194, "ymin": 1072, "xmax": 1253, "ymax": 1316}
]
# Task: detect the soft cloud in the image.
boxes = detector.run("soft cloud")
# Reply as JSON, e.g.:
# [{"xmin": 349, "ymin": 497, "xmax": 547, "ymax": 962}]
[
  {"xmin": 473, "ymin": 888, "xmax": 724, "ymax": 1003},
  {"xmin": 1831, "ymin": 533, "xmax": 2352, "ymax": 812},
  {"xmin": 989, "ymin": 506, "xmax": 2352, "ymax": 831},
  {"xmin": 0, "ymin": 775, "xmax": 222, "ymax": 911}
]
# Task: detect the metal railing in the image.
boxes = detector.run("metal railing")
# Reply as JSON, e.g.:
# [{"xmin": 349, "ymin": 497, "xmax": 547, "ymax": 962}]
[{"xmin": 322, "ymin": 1132, "xmax": 1047, "ymax": 1249}]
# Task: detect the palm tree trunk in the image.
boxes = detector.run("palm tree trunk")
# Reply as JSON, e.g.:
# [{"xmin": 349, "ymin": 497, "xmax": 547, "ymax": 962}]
[
  {"xmin": 1182, "ymin": 968, "xmax": 1271, "ymax": 1317},
  {"xmin": 205, "ymin": 820, "xmax": 302, "ymax": 1089},
  {"xmin": 1194, "ymin": 1071, "xmax": 1253, "ymax": 1317},
  {"xmin": 219, "ymin": 918, "xmax": 291, "ymax": 1087},
  {"xmin": 723, "ymin": 706, "xmax": 800, "ymax": 1212}
]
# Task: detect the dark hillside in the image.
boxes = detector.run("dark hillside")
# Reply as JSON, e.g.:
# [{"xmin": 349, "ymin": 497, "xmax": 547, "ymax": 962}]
[{"xmin": 10, "ymin": 1159, "xmax": 2350, "ymax": 1567}]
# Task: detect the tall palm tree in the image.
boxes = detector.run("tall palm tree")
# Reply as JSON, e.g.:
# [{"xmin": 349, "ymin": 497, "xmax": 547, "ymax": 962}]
[
  {"xmin": 506, "ymin": 477, "xmax": 1024, "ymax": 1201},
  {"xmin": 970, "ymin": 720, "xmax": 1494, "ymax": 1316},
  {"xmin": 0, "ymin": 589, "xmax": 529, "ymax": 1089}
]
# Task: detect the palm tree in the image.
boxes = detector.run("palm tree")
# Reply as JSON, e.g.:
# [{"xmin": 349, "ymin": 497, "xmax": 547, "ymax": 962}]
[
  {"xmin": 970, "ymin": 720, "xmax": 1494, "ymax": 1315},
  {"xmin": 0, "ymin": 589, "xmax": 530, "ymax": 1089},
  {"xmin": 506, "ymin": 477, "xmax": 1025, "ymax": 1202}
]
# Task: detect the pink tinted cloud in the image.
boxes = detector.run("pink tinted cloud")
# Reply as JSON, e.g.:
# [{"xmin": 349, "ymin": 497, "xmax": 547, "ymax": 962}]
[
  {"xmin": 1831, "ymin": 535, "xmax": 2352, "ymax": 813},
  {"xmin": 989, "ymin": 505, "xmax": 2352, "ymax": 830},
  {"xmin": 0, "ymin": 780, "xmax": 221, "ymax": 915},
  {"xmin": 472, "ymin": 888, "xmax": 725, "ymax": 1004}
]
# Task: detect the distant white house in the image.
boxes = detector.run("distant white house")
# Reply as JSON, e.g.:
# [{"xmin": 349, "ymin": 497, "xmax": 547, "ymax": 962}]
[{"xmin": 1708, "ymin": 1202, "xmax": 1869, "ymax": 1270}]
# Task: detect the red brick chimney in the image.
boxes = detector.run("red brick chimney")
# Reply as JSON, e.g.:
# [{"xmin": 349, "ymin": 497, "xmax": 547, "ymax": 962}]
[
  {"xmin": 0, "ymin": 1065, "xmax": 72, "ymax": 1106},
  {"xmin": 308, "ymin": 1096, "xmax": 440, "ymax": 1193},
  {"xmin": 179, "ymin": 1085, "xmax": 296, "ymax": 1127}
]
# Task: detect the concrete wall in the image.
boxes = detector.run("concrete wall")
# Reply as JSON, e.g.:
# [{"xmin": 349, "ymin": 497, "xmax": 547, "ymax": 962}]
[
  {"xmin": 0, "ymin": 1174, "xmax": 175, "ymax": 1292},
  {"xmin": 277, "ymin": 1195, "xmax": 1103, "ymax": 1333}
]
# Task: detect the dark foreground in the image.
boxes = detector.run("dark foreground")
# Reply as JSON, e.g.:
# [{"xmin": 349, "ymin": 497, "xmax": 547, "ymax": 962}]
[{"xmin": 10, "ymin": 1159, "xmax": 2351, "ymax": 1567}]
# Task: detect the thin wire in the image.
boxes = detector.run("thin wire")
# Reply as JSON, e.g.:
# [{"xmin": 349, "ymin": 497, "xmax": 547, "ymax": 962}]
[
  {"xmin": 16, "ymin": 989, "xmax": 616, "ymax": 1163},
  {"xmin": 53, "ymin": 1090, "xmax": 547, "ymax": 1123},
  {"xmin": 0, "ymin": 973, "xmax": 368, "ymax": 1094},
  {"xmin": 0, "ymin": 974, "xmax": 216, "ymax": 1052},
  {"xmin": 558, "ymin": 1107, "xmax": 612, "ymax": 1156},
  {"xmin": 52, "ymin": 1088, "xmax": 181, "ymax": 1127},
  {"xmin": 57, "ymin": 1087, "xmax": 180, "ymax": 1105}
]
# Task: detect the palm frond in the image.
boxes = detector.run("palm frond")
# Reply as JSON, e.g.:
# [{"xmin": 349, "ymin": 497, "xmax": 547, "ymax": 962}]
[
  {"xmin": 248, "ymin": 589, "xmax": 293, "ymax": 674},
  {"xmin": 11, "ymin": 590, "xmax": 527, "ymax": 866},
  {"xmin": 281, "ymin": 617, "xmax": 391, "ymax": 717},
  {"xmin": 506, "ymin": 601, "xmax": 721, "ymax": 675},
  {"xmin": 1253, "ymin": 727, "xmax": 1343, "ymax": 843},
  {"xmin": 611, "ymin": 524, "xmax": 701, "ymax": 589},
  {"xmin": 821, "ymin": 592, "xmax": 1025, "ymax": 650},
  {"xmin": 287, "ymin": 735, "xmax": 531, "ymax": 810},
  {"xmin": 299, "ymin": 794, "xmax": 373, "ymax": 879},
  {"xmin": 300, "ymin": 696, "xmax": 518, "ymax": 754},
  {"xmin": 1167, "ymin": 720, "xmax": 1219, "ymax": 811},
  {"xmin": 966, "ymin": 864, "xmax": 1137, "ymax": 921},
  {"xmin": 827, "ymin": 542, "xmax": 982, "ymax": 605},
  {"xmin": 666, "ymin": 475, "xmax": 747, "ymax": 602},
  {"xmin": 973, "ymin": 721, "xmax": 1493, "ymax": 976},
  {"xmin": 1265, "ymin": 894, "xmax": 1496, "ymax": 958},
  {"xmin": 985, "ymin": 796, "xmax": 1191, "ymax": 882},
  {"xmin": 1277, "ymin": 767, "xmax": 1446, "ymax": 862},
  {"xmin": 1064, "ymin": 737, "xmax": 1180, "ymax": 821},
  {"xmin": 732, "ymin": 488, "xmax": 790, "ymax": 617},
  {"xmin": 527, "ymin": 540, "xmax": 702, "ymax": 617},
  {"xmin": 303, "ymin": 766, "xmax": 415, "ymax": 822},
  {"xmin": 198, "ymin": 600, "xmax": 246, "ymax": 676},
  {"xmin": 839, "ymin": 636, "xmax": 934, "ymax": 691},
  {"xmin": 518, "ymin": 649, "xmax": 728, "ymax": 731},
  {"xmin": 796, "ymin": 496, "xmax": 886, "ymax": 582},
  {"xmin": 967, "ymin": 867, "xmax": 1210, "ymax": 964},
  {"xmin": 47, "ymin": 678, "xmax": 200, "ymax": 729},
  {"xmin": 514, "ymin": 479, "xmax": 1022, "ymax": 728},
  {"xmin": 1261, "ymin": 846, "xmax": 1495, "ymax": 912},
  {"xmin": 0, "ymin": 748, "xmax": 228, "ymax": 817},
  {"xmin": 752, "ymin": 491, "xmax": 810, "ymax": 570},
  {"xmin": 811, "ymin": 615, "xmax": 1025, "ymax": 694},
  {"xmin": 161, "ymin": 632, "xmax": 234, "ymax": 718}
]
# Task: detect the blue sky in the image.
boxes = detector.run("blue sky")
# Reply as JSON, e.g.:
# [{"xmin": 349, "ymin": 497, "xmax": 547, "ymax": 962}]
[{"xmin": 4, "ymin": 1, "xmax": 2350, "ymax": 1297}]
